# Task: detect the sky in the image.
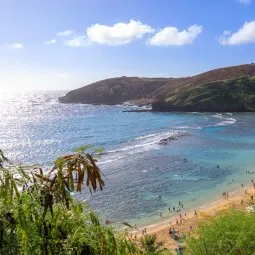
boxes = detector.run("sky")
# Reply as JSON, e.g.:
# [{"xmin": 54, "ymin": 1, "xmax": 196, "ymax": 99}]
[{"xmin": 0, "ymin": 0, "xmax": 255, "ymax": 91}]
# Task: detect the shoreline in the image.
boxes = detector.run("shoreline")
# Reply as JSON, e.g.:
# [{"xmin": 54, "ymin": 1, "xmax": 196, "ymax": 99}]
[{"xmin": 130, "ymin": 181, "xmax": 255, "ymax": 251}]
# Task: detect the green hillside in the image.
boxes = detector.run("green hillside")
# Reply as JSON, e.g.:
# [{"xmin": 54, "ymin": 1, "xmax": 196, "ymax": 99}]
[{"xmin": 152, "ymin": 76, "xmax": 255, "ymax": 112}]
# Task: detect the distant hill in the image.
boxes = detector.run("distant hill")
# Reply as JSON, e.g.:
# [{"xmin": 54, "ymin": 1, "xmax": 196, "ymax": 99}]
[
  {"xmin": 59, "ymin": 64, "xmax": 255, "ymax": 112},
  {"xmin": 59, "ymin": 77, "xmax": 168, "ymax": 105}
]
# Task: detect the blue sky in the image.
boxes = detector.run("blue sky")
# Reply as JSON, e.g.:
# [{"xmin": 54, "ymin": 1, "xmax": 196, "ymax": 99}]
[{"xmin": 0, "ymin": 0, "xmax": 255, "ymax": 91}]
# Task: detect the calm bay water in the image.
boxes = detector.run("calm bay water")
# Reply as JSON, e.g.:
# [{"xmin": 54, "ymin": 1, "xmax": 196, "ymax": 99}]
[{"xmin": 1, "ymin": 91, "xmax": 255, "ymax": 227}]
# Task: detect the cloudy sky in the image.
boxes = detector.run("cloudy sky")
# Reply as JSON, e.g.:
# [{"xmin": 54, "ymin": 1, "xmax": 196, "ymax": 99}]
[{"xmin": 1, "ymin": 0, "xmax": 255, "ymax": 91}]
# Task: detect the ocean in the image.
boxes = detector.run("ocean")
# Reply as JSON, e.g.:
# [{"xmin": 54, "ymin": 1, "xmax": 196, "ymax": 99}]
[{"xmin": 1, "ymin": 91, "xmax": 255, "ymax": 228}]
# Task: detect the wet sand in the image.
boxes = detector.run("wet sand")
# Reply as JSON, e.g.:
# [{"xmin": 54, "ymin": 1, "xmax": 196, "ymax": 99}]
[{"xmin": 130, "ymin": 182, "xmax": 255, "ymax": 252}]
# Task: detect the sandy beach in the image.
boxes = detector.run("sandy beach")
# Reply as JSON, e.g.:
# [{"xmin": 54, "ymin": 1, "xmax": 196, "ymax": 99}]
[{"xmin": 131, "ymin": 180, "xmax": 255, "ymax": 252}]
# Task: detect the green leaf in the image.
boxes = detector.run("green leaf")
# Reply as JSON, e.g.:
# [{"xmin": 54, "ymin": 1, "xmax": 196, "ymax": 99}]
[{"xmin": 75, "ymin": 145, "xmax": 93, "ymax": 153}]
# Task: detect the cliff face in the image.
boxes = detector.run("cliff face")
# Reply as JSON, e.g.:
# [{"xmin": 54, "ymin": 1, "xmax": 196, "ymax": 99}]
[{"xmin": 59, "ymin": 64, "xmax": 255, "ymax": 112}]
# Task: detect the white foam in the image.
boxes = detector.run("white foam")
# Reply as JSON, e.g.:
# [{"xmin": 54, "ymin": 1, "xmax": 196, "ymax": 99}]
[
  {"xmin": 214, "ymin": 117, "xmax": 236, "ymax": 126},
  {"xmin": 211, "ymin": 113, "xmax": 224, "ymax": 119},
  {"xmin": 98, "ymin": 130, "xmax": 188, "ymax": 165},
  {"xmin": 177, "ymin": 125, "xmax": 202, "ymax": 130},
  {"xmin": 105, "ymin": 141, "xmax": 158, "ymax": 154},
  {"xmin": 135, "ymin": 133, "xmax": 160, "ymax": 140}
]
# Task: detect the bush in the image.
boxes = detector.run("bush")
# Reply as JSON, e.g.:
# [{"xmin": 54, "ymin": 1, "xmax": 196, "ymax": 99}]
[
  {"xmin": 140, "ymin": 234, "xmax": 171, "ymax": 255},
  {"xmin": 0, "ymin": 149, "xmax": 137, "ymax": 255},
  {"xmin": 185, "ymin": 210, "xmax": 255, "ymax": 255}
]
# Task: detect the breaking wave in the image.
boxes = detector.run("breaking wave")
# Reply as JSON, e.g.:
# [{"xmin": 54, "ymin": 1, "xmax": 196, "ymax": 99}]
[
  {"xmin": 214, "ymin": 117, "xmax": 236, "ymax": 126},
  {"xmin": 98, "ymin": 130, "xmax": 188, "ymax": 165}
]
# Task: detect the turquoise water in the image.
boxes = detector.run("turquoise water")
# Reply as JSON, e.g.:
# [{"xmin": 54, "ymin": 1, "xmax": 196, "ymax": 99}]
[{"xmin": 1, "ymin": 91, "xmax": 255, "ymax": 227}]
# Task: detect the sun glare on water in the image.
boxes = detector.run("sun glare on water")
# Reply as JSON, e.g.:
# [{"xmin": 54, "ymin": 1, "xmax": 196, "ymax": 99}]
[{"xmin": 0, "ymin": 86, "xmax": 34, "ymax": 102}]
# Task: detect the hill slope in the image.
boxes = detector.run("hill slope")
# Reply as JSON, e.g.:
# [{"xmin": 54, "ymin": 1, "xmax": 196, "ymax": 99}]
[
  {"xmin": 152, "ymin": 76, "xmax": 255, "ymax": 112},
  {"xmin": 59, "ymin": 77, "xmax": 168, "ymax": 105},
  {"xmin": 59, "ymin": 64, "xmax": 255, "ymax": 112}
]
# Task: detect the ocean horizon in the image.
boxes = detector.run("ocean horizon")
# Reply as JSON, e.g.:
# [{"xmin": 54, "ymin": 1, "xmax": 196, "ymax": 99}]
[{"xmin": 1, "ymin": 90, "xmax": 255, "ymax": 228}]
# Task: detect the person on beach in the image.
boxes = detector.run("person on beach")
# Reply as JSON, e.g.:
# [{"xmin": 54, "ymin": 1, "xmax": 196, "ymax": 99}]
[
  {"xmin": 194, "ymin": 209, "xmax": 198, "ymax": 215},
  {"xmin": 173, "ymin": 206, "xmax": 175, "ymax": 211},
  {"xmin": 179, "ymin": 201, "xmax": 181, "ymax": 206},
  {"xmin": 168, "ymin": 207, "xmax": 171, "ymax": 212}
]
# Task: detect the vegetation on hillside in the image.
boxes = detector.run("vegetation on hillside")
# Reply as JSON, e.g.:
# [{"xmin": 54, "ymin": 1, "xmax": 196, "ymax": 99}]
[
  {"xmin": 140, "ymin": 235, "xmax": 170, "ymax": 255},
  {"xmin": 59, "ymin": 77, "xmax": 168, "ymax": 105},
  {"xmin": 153, "ymin": 76, "xmax": 255, "ymax": 112},
  {"xmin": 185, "ymin": 210, "xmax": 255, "ymax": 255}
]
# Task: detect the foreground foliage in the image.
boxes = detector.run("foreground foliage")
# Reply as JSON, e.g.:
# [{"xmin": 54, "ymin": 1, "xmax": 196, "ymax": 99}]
[
  {"xmin": 185, "ymin": 210, "xmax": 255, "ymax": 255},
  {"xmin": 0, "ymin": 148, "xmax": 137, "ymax": 255},
  {"xmin": 140, "ymin": 234, "xmax": 170, "ymax": 255}
]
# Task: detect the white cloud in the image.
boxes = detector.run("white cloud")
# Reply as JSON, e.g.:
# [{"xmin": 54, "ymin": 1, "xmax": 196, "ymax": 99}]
[
  {"xmin": 63, "ymin": 20, "xmax": 202, "ymax": 47},
  {"xmin": 239, "ymin": 0, "xmax": 252, "ymax": 4},
  {"xmin": 86, "ymin": 19, "xmax": 154, "ymax": 45},
  {"xmin": 44, "ymin": 39, "xmax": 56, "ymax": 45},
  {"xmin": 56, "ymin": 30, "xmax": 74, "ymax": 36},
  {"xmin": 64, "ymin": 36, "xmax": 90, "ymax": 47},
  {"xmin": 148, "ymin": 25, "xmax": 203, "ymax": 46},
  {"xmin": 5, "ymin": 43, "xmax": 24, "ymax": 49},
  {"xmin": 219, "ymin": 20, "xmax": 255, "ymax": 45}
]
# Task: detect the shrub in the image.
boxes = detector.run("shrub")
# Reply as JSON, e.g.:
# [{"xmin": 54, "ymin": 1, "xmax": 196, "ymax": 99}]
[
  {"xmin": 185, "ymin": 210, "xmax": 255, "ymax": 255},
  {"xmin": 0, "ymin": 149, "xmax": 137, "ymax": 255}
]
